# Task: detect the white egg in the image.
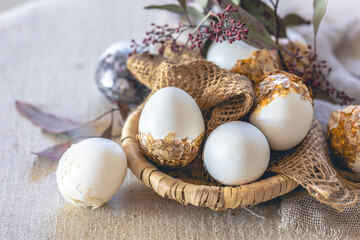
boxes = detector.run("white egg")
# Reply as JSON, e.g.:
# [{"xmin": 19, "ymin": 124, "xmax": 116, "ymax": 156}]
[
  {"xmin": 203, "ymin": 121, "xmax": 270, "ymax": 186},
  {"xmin": 206, "ymin": 40, "xmax": 258, "ymax": 70},
  {"xmin": 56, "ymin": 138, "xmax": 127, "ymax": 209},
  {"xmin": 249, "ymin": 72, "xmax": 313, "ymax": 151},
  {"xmin": 138, "ymin": 87, "xmax": 205, "ymax": 168},
  {"xmin": 278, "ymin": 28, "xmax": 308, "ymax": 46},
  {"xmin": 139, "ymin": 87, "xmax": 204, "ymax": 140}
]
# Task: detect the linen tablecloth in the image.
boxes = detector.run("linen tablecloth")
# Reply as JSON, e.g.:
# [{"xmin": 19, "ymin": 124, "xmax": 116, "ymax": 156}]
[{"xmin": 0, "ymin": 0, "xmax": 358, "ymax": 239}]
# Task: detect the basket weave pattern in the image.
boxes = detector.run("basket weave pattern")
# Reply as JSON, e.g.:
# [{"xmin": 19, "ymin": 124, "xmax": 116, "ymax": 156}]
[
  {"xmin": 123, "ymin": 49, "xmax": 358, "ymax": 210},
  {"xmin": 122, "ymin": 108, "xmax": 298, "ymax": 210}
]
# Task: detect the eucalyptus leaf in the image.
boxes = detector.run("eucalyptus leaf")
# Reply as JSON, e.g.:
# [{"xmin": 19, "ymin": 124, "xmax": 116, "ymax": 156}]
[
  {"xmin": 240, "ymin": 0, "xmax": 287, "ymax": 37},
  {"xmin": 32, "ymin": 141, "xmax": 72, "ymax": 161},
  {"xmin": 283, "ymin": 14, "xmax": 310, "ymax": 26},
  {"xmin": 177, "ymin": 0, "xmax": 189, "ymax": 21},
  {"xmin": 196, "ymin": 0, "xmax": 208, "ymax": 9},
  {"xmin": 145, "ymin": 4, "xmax": 205, "ymax": 20},
  {"xmin": 221, "ymin": 0, "xmax": 277, "ymax": 50},
  {"xmin": 16, "ymin": 101, "xmax": 119, "ymax": 134},
  {"xmin": 16, "ymin": 101, "xmax": 80, "ymax": 134},
  {"xmin": 203, "ymin": 0, "xmax": 214, "ymax": 13},
  {"xmin": 313, "ymin": 0, "xmax": 328, "ymax": 38},
  {"xmin": 178, "ymin": 0, "xmax": 186, "ymax": 10}
]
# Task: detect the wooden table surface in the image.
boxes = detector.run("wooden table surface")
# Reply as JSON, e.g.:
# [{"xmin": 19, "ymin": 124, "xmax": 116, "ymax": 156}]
[{"xmin": 0, "ymin": 0, "xmax": 323, "ymax": 239}]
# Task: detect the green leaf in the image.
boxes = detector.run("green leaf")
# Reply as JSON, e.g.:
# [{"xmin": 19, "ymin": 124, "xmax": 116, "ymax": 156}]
[
  {"xmin": 145, "ymin": 4, "xmax": 205, "ymax": 20},
  {"xmin": 187, "ymin": 7, "xmax": 206, "ymax": 20},
  {"xmin": 178, "ymin": 0, "xmax": 188, "ymax": 19},
  {"xmin": 313, "ymin": 0, "xmax": 328, "ymax": 38},
  {"xmin": 240, "ymin": 0, "xmax": 287, "ymax": 37},
  {"xmin": 221, "ymin": 0, "xmax": 277, "ymax": 50},
  {"xmin": 196, "ymin": 0, "xmax": 208, "ymax": 9},
  {"xmin": 283, "ymin": 14, "xmax": 310, "ymax": 26}
]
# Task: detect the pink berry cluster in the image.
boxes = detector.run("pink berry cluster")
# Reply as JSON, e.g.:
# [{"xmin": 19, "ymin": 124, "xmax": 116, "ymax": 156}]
[
  {"xmin": 130, "ymin": 22, "xmax": 187, "ymax": 56},
  {"xmin": 287, "ymin": 46, "xmax": 354, "ymax": 105},
  {"xmin": 189, "ymin": 5, "xmax": 249, "ymax": 52},
  {"xmin": 131, "ymin": 4, "xmax": 248, "ymax": 56}
]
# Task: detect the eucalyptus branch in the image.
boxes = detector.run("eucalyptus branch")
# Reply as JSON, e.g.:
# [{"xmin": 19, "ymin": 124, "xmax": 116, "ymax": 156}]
[
  {"xmin": 272, "ymin": 0, "xmax": 288, "ymax": 71},
  {"xmin": 191, "ymin": 11, "xmax": 214, "ymax": 35},
  {"xmin": 184, "ymin": 11, "xmax": 193, "ymax": 26},
  {"xmin": 268, "ymin": 0, "xmax": 276, "ymax": 8},
  {"xmin": 181, "ymin": 11, "xmax": 214, "ymax": 54},
  {"xmin": 273, "ymin": 0, "xmax": 280, "ymax": 45},
  {"xmin": 204, "ymin": 0, "xmax": 214, "ymax": 15}
]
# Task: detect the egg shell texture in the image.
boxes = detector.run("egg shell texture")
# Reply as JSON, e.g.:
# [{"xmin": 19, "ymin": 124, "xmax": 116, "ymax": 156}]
[
  {"xmin": 250, "ymin": 72, "xmax": 314, "ymax": 150},
  {"xmin": 253, "ymin": 71, "xmax": 313, "ymax": 112},
  {"xmin": 136, "ymin": 131, "xmax": 205, "ymax": 168},
  {"xmin": 203, "ymin": 121, "xmax": 270, "ymax": 186},
  {"xmin": 250, "ymin": 92, "xmax": 313, "ymax": 150},
  {"xmin": 138, "ymin": 87, "xmax": 205, "ymax": 140},
  {"xmin": 137, "ymin": 87, "xmax": 205, "ymax": 168},
  {"xmin": 206, "ymin": 40, "xmax": 257, "ymax": 70},
  {"xmin": 56, "ymin": 138, "xmax": 127, "ymax": 209}
]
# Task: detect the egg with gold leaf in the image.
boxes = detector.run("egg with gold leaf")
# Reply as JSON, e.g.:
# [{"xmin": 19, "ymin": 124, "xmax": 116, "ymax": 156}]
[
  {"xmin": 206, "ymin": 40, "xmax": 258, "ymax": 70},
  {"xmin": 249, "ymin": 71, "xmax": 314, "ymax": 151},
  {"xmin": 327, "ymin": 105, "xmax": 360, "ymax": 173},
  {"xmin": 137, "ymin": 87, "xmax": 205, "ymax": 168}
]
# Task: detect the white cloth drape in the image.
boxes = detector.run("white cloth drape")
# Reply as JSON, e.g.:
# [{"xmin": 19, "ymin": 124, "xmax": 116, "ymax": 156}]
[{"xmin": 275, "ymin": 0, "xmax": 360, "ymax": 103}]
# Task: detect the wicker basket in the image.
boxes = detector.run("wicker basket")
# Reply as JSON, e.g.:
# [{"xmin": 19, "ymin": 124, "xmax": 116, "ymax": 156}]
[{"xmin": 121, "ymin": 107, "xmax": 298, "ymax": 211}]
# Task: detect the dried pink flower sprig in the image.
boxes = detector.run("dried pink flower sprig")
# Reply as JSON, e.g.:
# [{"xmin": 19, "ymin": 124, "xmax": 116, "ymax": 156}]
[
  {"xmin": 131, "ymin": 4, "xmax": 249, "ymax": 55},
  {"xmin": 189, "ymin": 5, "xmax": 249, "ymax": 52},
  {"xmin": 131, "ymin": 22, "xmax": 188, "ymax": 56},
  {"xmin": 287, "ymin": 46, "xmax": 355, "ymax": 105}
]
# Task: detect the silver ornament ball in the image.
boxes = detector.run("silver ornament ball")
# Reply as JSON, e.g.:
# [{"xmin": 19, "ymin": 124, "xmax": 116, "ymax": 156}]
[{"xmin": 95, "ymin": 41, "xmax": 149, "ymax": 104}]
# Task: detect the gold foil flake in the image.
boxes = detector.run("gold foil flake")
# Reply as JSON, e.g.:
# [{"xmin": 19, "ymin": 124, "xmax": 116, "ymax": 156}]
[
  {"xmin": 231, "ymin": 49, "xmax": 279, "ymax": 84},
  {"xmin": 136, "ymin": 131, "xmax": 205, "ymax": 168},
  {"xmin": 327, "ymin": 105, "xmax": 360, "ymax": 173},
  {"xmin": 253, "ymin": 71, "xmax": 313, "ymax": 113}
]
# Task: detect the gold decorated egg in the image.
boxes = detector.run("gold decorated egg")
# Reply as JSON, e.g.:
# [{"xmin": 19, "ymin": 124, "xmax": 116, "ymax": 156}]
[{"xmin": 327, "ymin": 105, "xmax": 360, "ymax": 173}]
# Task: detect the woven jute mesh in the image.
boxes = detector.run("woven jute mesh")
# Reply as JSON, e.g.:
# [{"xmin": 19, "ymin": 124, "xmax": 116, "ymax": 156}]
[
  {"xmin": 280, "ymin": 170, "xmax": 360, "ymax": 239},
  {"xmin": 279, "ymin": 100, "xmax": 360, "ymax": 239},
  {"xmin": 127, "ymin": 49, "xmax": 254, "ymax": 134},
  {"xmin": 123, "ymin": 48, "xmax": 359, "ymax": 211},
  {"xmin": 269, "ymin": 119, "xmax": 359, "ymax": 210}
]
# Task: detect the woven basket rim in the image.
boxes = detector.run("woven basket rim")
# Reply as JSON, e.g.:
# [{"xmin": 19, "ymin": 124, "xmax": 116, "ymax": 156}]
[{"xmin": 121, "ymin": 106, "xmax": 298, "ymax": 210}]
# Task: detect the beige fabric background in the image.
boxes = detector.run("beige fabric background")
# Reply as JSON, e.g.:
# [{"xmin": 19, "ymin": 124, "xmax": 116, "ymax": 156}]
[{"xmin": 0, "ymin": 0, "xmax": 355, "ymax": 239}]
